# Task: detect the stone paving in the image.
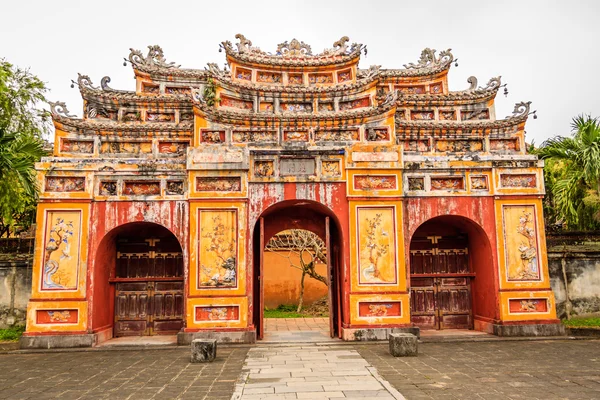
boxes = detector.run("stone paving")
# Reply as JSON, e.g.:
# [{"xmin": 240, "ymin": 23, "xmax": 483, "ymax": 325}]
[
  {"xmin": 0, "ymin": 347, "xmax": 248, "ymax": 400},
  {"xmin": 1, "ymin": 339, "xmax": 600, "ymax": 399},
  {"xmin": 231, "ymin": 344, "xmax": 402, "ymax": 399},
  {"xmin": 356, "ymin": 340, "xmax": 600, "ymax": 399}
]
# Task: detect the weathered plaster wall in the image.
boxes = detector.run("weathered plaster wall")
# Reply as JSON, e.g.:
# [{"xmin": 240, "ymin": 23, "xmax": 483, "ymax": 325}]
[
  {"xmin": 263, "ymin": 251, "xmax": 327, "ymax": 308},
  {"xmin": 0, "ymin": 263, "xmax": 32, "ymax": 328},
  {"xmin": 547, "ymin": 232, "xmax": 600, "ymax": 319}
]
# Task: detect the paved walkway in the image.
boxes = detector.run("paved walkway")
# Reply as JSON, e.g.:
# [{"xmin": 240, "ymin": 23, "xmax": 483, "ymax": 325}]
[
  {"xmin": 232, "ymin": 344, "xmax": 402, "ymax": 399},
  {"xmin": 263, "ymin": 318, "xmax": 335, "ymax": 343}
]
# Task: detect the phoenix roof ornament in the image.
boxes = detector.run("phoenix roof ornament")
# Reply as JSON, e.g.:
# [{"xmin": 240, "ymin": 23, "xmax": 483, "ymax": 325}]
[{"xmin": 49, "ymin": 101, "xmax": 76, "ymax": 118}]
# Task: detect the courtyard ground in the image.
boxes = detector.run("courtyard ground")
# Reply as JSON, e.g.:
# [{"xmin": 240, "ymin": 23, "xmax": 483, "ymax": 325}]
[{"xmin": 0, "ymin": 339, "xmax": 599, "ymax": 399}]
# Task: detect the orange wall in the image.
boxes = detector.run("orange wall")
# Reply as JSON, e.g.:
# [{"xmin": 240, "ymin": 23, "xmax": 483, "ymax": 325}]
[{"xmin": 263, "ymin": 251, "xmax": 328, "ymax": 308}]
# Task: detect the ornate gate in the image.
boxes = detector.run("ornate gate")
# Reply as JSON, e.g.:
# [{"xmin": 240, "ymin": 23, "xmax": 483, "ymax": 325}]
[
  {"xmin": 410, "ymin": 235, "xmax": 474, "ymax": 330},
  {"xmin": 113, "ymin": 237, "xmax": 184, "ymax": 336}
]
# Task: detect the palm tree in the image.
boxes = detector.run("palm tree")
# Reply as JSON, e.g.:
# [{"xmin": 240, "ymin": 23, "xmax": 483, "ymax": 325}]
[
  {"xmin": 537, "ymin": 115, "xmax": 600, "ymax": 230},
  {"xmin": 0, "ymin": 59, "xmax": 48, "ymax": 237}
]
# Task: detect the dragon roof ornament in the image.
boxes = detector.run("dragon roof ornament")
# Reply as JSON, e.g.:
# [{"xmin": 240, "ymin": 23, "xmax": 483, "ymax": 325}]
[
  {"xmin": 72, "ymin": 74, "xmax": 120, "ymax": 93},
  {"xmin": 403, "ymin": 48, "xmax": 454, "ymax": 69},
  {"xmin": 219, "ymin": 34, "xmax": 365, "ymax": 66},
  {"xmin": 49, "ymin": 101, "xmax": 76, "ymax": 118},
  {"xmin": 127, "ymin": 45, "xmax": 180, "ymax": 69}
]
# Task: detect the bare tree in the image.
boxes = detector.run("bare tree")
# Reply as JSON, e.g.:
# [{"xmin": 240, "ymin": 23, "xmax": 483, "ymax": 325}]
[{"xmin": 265, "ymin": 229, "xmax": 327, "ymax": 312}]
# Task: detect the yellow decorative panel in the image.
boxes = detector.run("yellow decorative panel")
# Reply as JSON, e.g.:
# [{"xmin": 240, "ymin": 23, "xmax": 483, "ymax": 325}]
[
  {"xmin": 186, "ymin": 297, "xmax": 248, "ymax": 329},
  {"xmin": 31, "ymin": 203, "xmax": 90, "ymax": 299},
  {"xmin": 349, "ymin": 201, "xmax": 406, "ymax": 292},
  {"xmin": 493, "ymin": 168, "xmax": 543, "ymax": 195},
  {"xmin": 26, "ymin": 301, "xmax": 88, "ymax": 333},
  {"xmin": 495, "ymin": 199, "xmax": 550, "ymax": 290},
  {"xmin": 499, "ymin": 291, "xmax": 557, "ymax": 321},
  {"xmin": 349, "ymin": 294, "xmax": 410, "ymax": 325},
  {"xmin": 189, "ymin": 201, "xmax": 247, "ymax": 297}
]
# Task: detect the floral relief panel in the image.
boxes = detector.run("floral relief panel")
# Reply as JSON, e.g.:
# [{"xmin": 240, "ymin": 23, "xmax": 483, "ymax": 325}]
[
  {"xmin": 503, "ymin": 205, "xmax": 541, "ymax": 281},
  {"xmin": 41, "ymin": 211, "xmax": 82, "ymax": 290},
  {"xmin": 198, "ymin": 210, "xmax": 238, "ymax": 289},
  {"xmin": 357, "ymin": 207, "xmax": 397, "ymax": 285}
]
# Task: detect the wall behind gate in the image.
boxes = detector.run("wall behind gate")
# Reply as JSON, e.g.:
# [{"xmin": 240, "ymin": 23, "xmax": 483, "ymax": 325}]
[{"xmin": 548, "ymin": 232, "xmax": 600, "ymax": 319}]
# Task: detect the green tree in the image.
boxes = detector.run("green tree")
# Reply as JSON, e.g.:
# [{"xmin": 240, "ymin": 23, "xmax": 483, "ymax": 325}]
[
  {"xmin": 536, "ymin": 115, "xmax": 600, "ymax": 231},
  {"xmin": 0, "ymin": 59, "xmax": 49, "ymax": 237}
]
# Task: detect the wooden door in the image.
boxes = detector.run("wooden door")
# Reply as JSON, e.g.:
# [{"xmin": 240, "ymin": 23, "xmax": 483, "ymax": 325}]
[
  {"xmin": 113, "ymin": 237, "xmax": 184, "ymax": 336},
  {"xmin": 410, "ymin": 235, "xmax": 473, "ymax": 330}
]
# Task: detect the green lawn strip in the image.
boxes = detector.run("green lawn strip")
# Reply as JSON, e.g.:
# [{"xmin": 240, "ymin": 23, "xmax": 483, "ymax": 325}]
[
  {"xmin": 562, "ymin": 317, "xmax": 600, "ymax": 328},
  {"xmin": 0, "ymin": 326, "xmax": 25, "ymax": 342}
]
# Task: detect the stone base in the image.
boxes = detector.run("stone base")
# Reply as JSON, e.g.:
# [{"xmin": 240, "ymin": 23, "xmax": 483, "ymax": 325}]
[
  {"xmin": 493, "ymin": 323, "xmax": 566, "ymax": 337},
  {"xmin": 20, "ymin": 334, "xmax": 96, "ymax": 349},
  {"xmin": 342, "ymin": 327, "xmax": 420, "ymax": 341},
  {"xmin": 389, "ymin": 333, "xmax": 418, "ymax": 356},
  {"xmin": 191, "ymin": 339, "xmax": 217, "ymax": 363},
  {"xmin": 177, "ymin": 330, "xmax": 256, "ymax": 345}
]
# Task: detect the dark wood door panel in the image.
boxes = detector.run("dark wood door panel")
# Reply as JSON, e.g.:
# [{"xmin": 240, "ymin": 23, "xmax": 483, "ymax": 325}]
[{"xmin": 410, "ymin": 235, "xmax": 473, "ymax": 330}]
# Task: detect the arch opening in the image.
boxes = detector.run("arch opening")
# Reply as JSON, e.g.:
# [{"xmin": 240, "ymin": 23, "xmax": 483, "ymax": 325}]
[
  {"xmin": 252, "ymin": 200, "xmax": 344, "ymax": 340},
  {"xmin": 409, "ymin": 215, "xmax": 496, "ymax": 330},
  {"xmin": 91, "ymin": 222, "xmax": 185, "ymax": 337}
]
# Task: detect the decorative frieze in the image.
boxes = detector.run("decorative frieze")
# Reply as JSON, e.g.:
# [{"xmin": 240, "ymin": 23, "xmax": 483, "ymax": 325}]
[
  {"xmin": 221, "ymin": 95, "xmax": 253, "ymax": 110},
  {"xmin": 407, "ymin": 177, "xmax": 425, "ymax": 191},
  {"xmin": 461, "ymin": 108, "xmax": 490, "ymax": 121},
  {"xmin": 358, "ymin": 302, "xmax": 402, "ymax": 317},
  {"xmin": 315, "ymin": 129, "xmax": 359, "ymax": 142},
  {"xmin": 354, "ymin": 175, "xmax": 397, "ymax": 190},
  {"xmin": 308, "ymin": 73, "xmax": 333, "ymax": 84},
  {"xmin": 146, "ymin": 112, "xmax": 175, "ymax": 123},
  {"xmin": 490, "ymin": 138, "xmax": 520, "ymax": 151},
  {"xmin": 321, "ymin": 160, "xmax": 341, "ymax": 177},
  {"xmin": 470, "ymin": 176, "xmax": 488, "ymax": 190},
  {"xmin": 435, "ymin": 139, "xmax": 483, "ymax": 152},
  {"xmin": 195, "ymin": 305, "xmax": 239, "ymax": 321},
  {"xmin": 123, "ymin": 181, "xmax": 160, "ymax": 196},
  {"xmin": 281, "ymin": 103, "xmax": 312, "ymax": 112},
  {"xmin": 158, "ymin": 141, "xmax": 188, "ymax": 155},
  {"xmin": 254, "ymin": 161, "xmax": 275, "ymax": 177},
  {"xmin": 509, "ymin": 299, "xmax": 548, "ymax": 313},
  {"xmin": 45, "ymin": 177, "xmax": 85, "ymax": 192},
  {"xmin": 411, "ymin": 110, "xmax": 434, "ymax": 120},
  {"xmin": 283, "ymin": 131, "xmax": 309, "ymax": 141},
  {"xmin": 235, "ymin": 67, "xmax": 252, "ymax": 80},
  {"xmin": 99, "ymin": 181, "xmax": 118, "ymax": 196},
  {"xmin": 337, "ymin": 69, "xmax": 352, "ymax": 82},
  {"xmin": 430, "ymin": 177, "xmax": 464, "ymax": 191},
  {"xmin": 339, "ymin": 97, "xmax": 370, "ymax": 110},
  {"xmin": 166, "ymin": 181, "xmax": 184, "ymax": 195},
  {"xmin": 500, "ymin": 174, "xmax": 536, "ymax": 188},
  {"xmin": 100, "ymin": 141, "xmax": 152, "ymax": 154},
  {"xmin": 232, "ymin": 130, "xmax": 277, "ymax": 143},
  {"xmin": 365, "ymin": 127, "xmax": 389, "ymax": 141},
  {"xmin": 196, "ymin": 177, "xmax": 241, "ymax": 192},
  {"xmin": 257, "ymin": 71, "xmax": 282, "ymax": 83},
  {"xmin": 36, "ymin": 310, "xmax": 78, "ymax": 324},
  {"xmin": 200, "ymin": 130, "xmax": 225, "ymax": 143},
  {"xmin": 60, "ymin": 139, "xmax": 94, "ymax": 154}
]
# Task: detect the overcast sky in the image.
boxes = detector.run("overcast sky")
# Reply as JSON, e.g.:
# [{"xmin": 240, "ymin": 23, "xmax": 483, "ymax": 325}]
[{"xmin": 1, "ymin": 0, "xmax": 598, "ymax": 144}]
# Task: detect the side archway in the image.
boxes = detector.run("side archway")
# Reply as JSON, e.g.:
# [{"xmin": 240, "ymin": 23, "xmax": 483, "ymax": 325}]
[
  {"xmin": 90, "ymin": 222, "xmax": 185, "ymax": 338},
  {"xmin": 408, "ymin": 215, "xmax": 497, "ymax": 330}
]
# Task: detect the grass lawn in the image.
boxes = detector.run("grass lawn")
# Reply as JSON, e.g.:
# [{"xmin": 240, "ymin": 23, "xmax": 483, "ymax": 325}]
[
  {"xmin": 0, "ymin": 326, "xmax": 25, "ymax": 342},
  {"xmin": 264, "ymin": 304, "xmax": 304, "ymax": 318},
  {"xmin": 562, "ymin": 317, "xmax": 600, "ymax": 328}
]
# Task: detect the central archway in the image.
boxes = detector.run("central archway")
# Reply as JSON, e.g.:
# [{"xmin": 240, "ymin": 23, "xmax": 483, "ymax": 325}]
[{"xmin": 252, "ymin": 200, "xmax": 344, "ymax": 340}]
